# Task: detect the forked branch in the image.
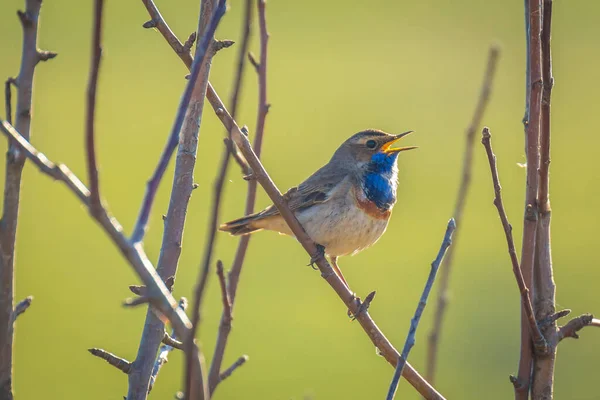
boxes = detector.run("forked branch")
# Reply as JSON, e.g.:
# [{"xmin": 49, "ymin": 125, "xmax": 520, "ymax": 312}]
[{"xmin": 480, "ymin": 127, "xmax": 547, "ymax": 353}]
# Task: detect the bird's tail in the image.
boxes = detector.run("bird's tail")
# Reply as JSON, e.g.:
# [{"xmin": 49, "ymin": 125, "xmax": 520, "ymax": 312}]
[{"xmin": 219, "ymin": 212, "xmax": 264, "ymax": 236}]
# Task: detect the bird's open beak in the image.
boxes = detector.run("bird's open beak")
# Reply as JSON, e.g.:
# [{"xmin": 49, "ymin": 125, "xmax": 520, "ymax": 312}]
[{"xmin": 382, "ymin": 131, "xmax": 418, "ymax": 154}]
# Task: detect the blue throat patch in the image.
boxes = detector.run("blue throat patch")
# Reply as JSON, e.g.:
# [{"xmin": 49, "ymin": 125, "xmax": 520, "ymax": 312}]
[{"xmin": 363, "ymin": 152, "xmax": 399, "ymax": 210}]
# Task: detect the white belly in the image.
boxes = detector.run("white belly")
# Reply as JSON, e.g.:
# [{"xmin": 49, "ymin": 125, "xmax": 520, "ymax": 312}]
[{"xmin": 296, "ymin": 191, "xmax": 390, "ymax": 257}]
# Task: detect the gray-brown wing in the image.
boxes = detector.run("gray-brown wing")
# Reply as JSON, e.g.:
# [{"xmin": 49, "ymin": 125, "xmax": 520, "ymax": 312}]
[{"xmin": 254, "ymin": 163, "xmax": 350, "ymax": 218}]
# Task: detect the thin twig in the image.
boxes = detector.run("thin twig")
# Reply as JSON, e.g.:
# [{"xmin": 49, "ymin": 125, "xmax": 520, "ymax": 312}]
[
  {"xmin": 218, "ymin": 355, "xmax": 248, "ymax": 383},
  {"xmin": 208, "ymin": 0, "xmax": 262, "ymax": 392},
  {"xmin": 481, "ymin": 127, "xmax": 547, "ymax": 355},
  {"xmin": 131, "ymin": 0, "xmax": 227, "ymax": 243},
  {"xmin": 88, "ymin": 348, "xmax": 132, "ymax": 374},
  {"xmin": 4, "ymin": 78, "xmax": 14, "ymax": 125},
  {"xmin": 387, "ymin": 219, "xmax": 456, "ymax": 400},
  {"xmin": 0, "ymin": 2, "xmax": 55, "ymax": 396},
  {"xmin": 86, "ymin": 0, "xmax": 104, "ymax": 210},
  {"xmin": 516, "ymin": 0, "xmax": 544, "ymax": 396},
  {"xmin": 426, "ymin": 45, "xmax": 500, "ymax": 385},
  {"xmin": 139, "ymin": 0, "xmax": 250, "ymax": 175},
  {"xmin": 216, "ymin": 260, "xmax": 232, "ymax": 322},
  {"xmin": 162, "ymin": 332, "xmax": 184, "ymax": 350},
  {"xmin": 10, "ymin": 296, "xmax": 32, "ymax": 324}
]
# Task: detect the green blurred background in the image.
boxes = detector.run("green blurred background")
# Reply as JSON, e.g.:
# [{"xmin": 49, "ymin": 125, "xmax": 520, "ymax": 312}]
[{"xmin": 1, "ymin": 0, "xmax": 599, "ymax": 398}]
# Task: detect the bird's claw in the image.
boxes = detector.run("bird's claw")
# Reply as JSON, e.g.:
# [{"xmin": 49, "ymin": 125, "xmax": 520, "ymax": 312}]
[
  {"xmin": 307, "ymin": 244, "xmax": 326, "ymax": 270},
  {"xmin": 349, "ymin": 291, "xmax": 376, "ymax": 321}
]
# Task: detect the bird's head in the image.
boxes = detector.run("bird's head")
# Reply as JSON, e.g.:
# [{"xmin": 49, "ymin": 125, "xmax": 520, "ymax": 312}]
[{"xmin": 331, "ymin": 129, "xmax": 417, "ymax": 168}]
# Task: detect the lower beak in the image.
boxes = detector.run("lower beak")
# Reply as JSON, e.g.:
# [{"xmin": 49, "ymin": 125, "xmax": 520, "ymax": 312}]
[{"xmin": 382, "ymin": 131, "xmax": 418, "ymax": 154}]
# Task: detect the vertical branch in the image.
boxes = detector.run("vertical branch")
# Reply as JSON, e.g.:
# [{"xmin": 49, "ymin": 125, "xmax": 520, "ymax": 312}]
[
  {"xmin": 86, "ymin": 0, "xmax": 104, "ymax": 209},
  {"xmin": 185, "ymin": 0, "xmax": 251, "ymax": 394},
  {"xmin": 532, "ymin": 1, "xmax": 556, "ymax": 398},
  {"xmin": 127, "ymin": 0, "xmax": 227, "ymax": 398},
  {"xmin": 0, "ymin": 1, "xmax": 56, "ymax": 398},
  {"xmin": 387, "ymin": 219, "xmax": 456, "ymax": 400},
  {"xmin": 516, "ymin": 1, "xmax": 543, "ymax": 397},
  {"xmin": 209, "ymin": 0, "xmax": 269, "ymax": 392},
  {"xmin": 426, "ymin": 45, "xmax": 499, "ymax": 385}
]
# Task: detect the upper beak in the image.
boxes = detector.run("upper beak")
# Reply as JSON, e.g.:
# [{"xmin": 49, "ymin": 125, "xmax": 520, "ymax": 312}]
[{"xmin": 381, "ymin": 131, "xmax": 418, "ymax": 154}]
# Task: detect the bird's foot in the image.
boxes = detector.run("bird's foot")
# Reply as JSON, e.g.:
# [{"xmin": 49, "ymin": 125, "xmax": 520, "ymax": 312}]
[
  {"xmin": 349, "ymin": 291, "xmax": 376, "ymax": 321},
  {"xmin": 307, "ymin": 244, "xmax": 326, "ymax": 270}
]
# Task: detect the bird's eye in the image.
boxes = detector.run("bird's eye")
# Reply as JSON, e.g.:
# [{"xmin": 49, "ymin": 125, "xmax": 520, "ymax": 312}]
[{"xmin": 365, "ymin": 139, "xmax": 377, "ymax": 149}]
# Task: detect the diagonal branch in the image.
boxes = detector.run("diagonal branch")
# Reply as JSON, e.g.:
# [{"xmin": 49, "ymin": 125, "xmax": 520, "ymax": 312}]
[
  {"xmin": 426, "ymin": 45, "xmax": 500, "ymax": 385},
  {"xmin": 481, "ymin": 127, "xmax": 547, "ymax": 355},
  {"xmin": 387, "ymin": 219, "xmax": 456, "ymax": 400},
  {"xmin": 0, "ymin": 119, "xmax": 193, "ymax": 357},
  {"xmin": 140, "ymin": 0, "xmax": 250, "ymax": 175}
]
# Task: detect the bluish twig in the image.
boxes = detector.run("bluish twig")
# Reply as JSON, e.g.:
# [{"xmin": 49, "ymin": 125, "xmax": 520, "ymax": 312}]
[
  {"xmin": 130, "ymin": 0, "xmax": 228, "ymax": 243},
  {"xmin": 386, "ymin": 218, "xmax": 456, "ymax": 400},
  {"xmin": 148, "ymin": 298, "xmax": 187, "ymax": 392}
]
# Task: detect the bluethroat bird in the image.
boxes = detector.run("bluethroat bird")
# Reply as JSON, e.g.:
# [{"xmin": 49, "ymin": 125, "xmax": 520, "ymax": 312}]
[{"xmin": 220, "ymin": 129, "xmax": 417, "ymax": 289}]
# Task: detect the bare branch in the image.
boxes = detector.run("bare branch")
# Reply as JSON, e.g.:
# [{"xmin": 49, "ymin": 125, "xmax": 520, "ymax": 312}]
[
  {"xmin": 10, "ymin": 296, "xmax": 32, "ymax": 324},
  {"xmin": 208, "ymin": 0, "xmax": 257, "ymax": 391},
  {"xmin": 162, "ymin": 332, "xmax": 184, "ymax": 351},
  {"xmin": 426, "ymin": 44, "xmax": 500, "ymax": 384},
  {"xmin": 531, "ymin": 2, "xmax": 558, "ymax": 398},
  {"xmin": 85, "ymin": 0, "xmax": 104, "ymax": 210},
  {"xmin": 480, "ymin": 127, "xmax": 547, "ymax": 353},
  {"xmin": 558, "ymin": 314, "xmax": 595, "ymax": 341},
  {"xmin": 4, "ymin": 78, "xmax": 15, "ymax": 125},
  {"xmin": 88, "ymin": 348, "xmax": 132, "ymax": 374},
  {"xmin": 1, "ymin": 2, "xmax": 55, "ymax": 395},
  {"xmin": 0, "ymin": 120, "xmax": 191, "ymax": 341},
  {"xmin": 387, "ymin": 219, "xmax": 456, "ymax": 400},
  {"xmin": 139, "ymin": 0, "xmax": 250, "ymax": 175},
  {"xmin": 218, "ymin": 355, "xmax": 249, "ymax": 383},
  {"xmin": 149, "ymin": 298, "xmax": 188, "ymax": 393},
  {"xmin": 130, "ymin": 0, "xmax": 227, "ymax": 243},
  {"xmin": 517, "ymin": 1, "xmax": 544, "ymax": 396},
  {"xmin": 187, "ymin": 0, "xmax": 249, "ymax": 393}
]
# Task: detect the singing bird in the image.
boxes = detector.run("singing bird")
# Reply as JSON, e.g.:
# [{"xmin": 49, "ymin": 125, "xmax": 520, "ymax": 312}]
[{"xmin": 219, "ymin": 129, "xmax": 417, "ymax": 288}]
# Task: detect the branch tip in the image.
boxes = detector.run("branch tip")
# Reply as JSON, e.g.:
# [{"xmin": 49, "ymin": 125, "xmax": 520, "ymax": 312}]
[
  {"xmin": 88, "ymin": 348, "xmax": 132, "ymax": 374},
  {"xmin": 143, "ymin": 19, "xmax": 158, "ymax": 29}
]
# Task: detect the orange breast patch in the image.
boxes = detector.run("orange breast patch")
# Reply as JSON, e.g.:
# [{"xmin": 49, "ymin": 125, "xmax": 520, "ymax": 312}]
[{"xmin": 353, "ymin": 187, "xmax": 391, "ymax": 220}]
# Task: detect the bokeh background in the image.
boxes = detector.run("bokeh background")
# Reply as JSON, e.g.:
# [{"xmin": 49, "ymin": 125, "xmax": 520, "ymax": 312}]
[{"xmin": 1, "ymin": 0, "xmax": 599, "ymax": 399}]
